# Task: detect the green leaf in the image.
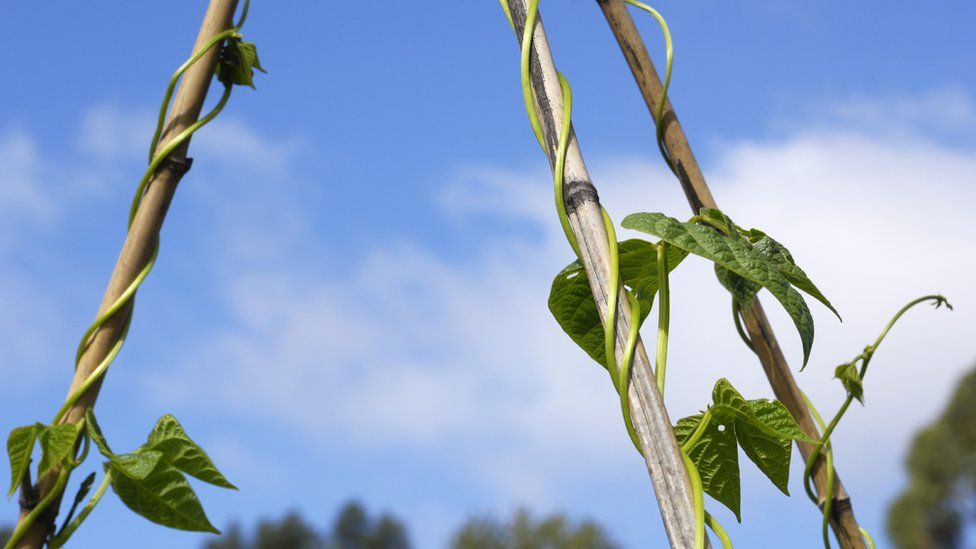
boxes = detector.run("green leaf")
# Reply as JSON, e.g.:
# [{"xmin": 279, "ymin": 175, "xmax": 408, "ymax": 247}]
[
  {"xmin": 709, "ymin": 380, "xmax": 811, "ymax": 443},
  {"xmin": 676, "ymin": 381, "xmax": 813, "ymax": 519},
  {"xmin": 110, "ymin": 463, "xmax": 219, "ymax": 533},
  {"xmin": 548, "ymin": 240, "xmax": 685, "ymax": 369},
  {"xmin": 747, "ymin": 398, "xmax": 811, "ymax": 442},
  {"xmin": 7, "ymin": 424, "xmax": 42, "ymax": 496},
  {"xmin": 146, "ymin": 415, "xmax": 236, "ymax": 490},
  {"xmin": 85, "ymin": 409, "xmax": 113, "ymax": 458},
  {"xmin": 37, "ymin": 424, "xmax": 81, "ymax": 478},
  {"xmin": 697, "ymin": 208, "xmax": 738, "ymax": 237},
  {"xmin": 709, "ymin": 378, "xmax": 759, "ymax": 427},
  {"xmin": 622, "ymin": 212, "xmax": 816, "ymax": 367},
  {"xmin": 618, "ymin": 239, "xmax": 689, "ymax": 302},
  {"xmin": 675, "ymin": 414, "xmax": 741, "ymax": 521},
  {"xmin": 112, "ymin": 450, "xmax": 164, "ymax": 481},
  {"xmin": 216, "ymin": 37, "xmax": 266, "ymax": 88},
  {"xmin": 835, "ymin": 363, "xmax": 864, "ymax": 404},
  {"xmin": 715, "ymin": 266, "xmax": 760, "ymax": 312},
  {"xmin": 735, "ymin": 399, "xmax": 804, "ymax": 495},
  {"xmin": 752, "ymin": 235, "xmax": 840, "ymax": 320}
]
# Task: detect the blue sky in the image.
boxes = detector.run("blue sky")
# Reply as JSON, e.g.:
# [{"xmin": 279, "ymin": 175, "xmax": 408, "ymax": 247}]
[{"xmin": 1, "ymin": 1, "xmax": 975, "ymax": 547}]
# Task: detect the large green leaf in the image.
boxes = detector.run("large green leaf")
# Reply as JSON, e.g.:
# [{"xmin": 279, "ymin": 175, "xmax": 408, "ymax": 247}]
[
  {"xmin": 110, "ymin": 463, "xmax": 219, "ymax": 533},
  {"xmin": 675, "ymin": 413, "xmax": 741, "ymax": 521},
  {"xmin": 548, "ymin": 239, "xmax": 686, "ymax": 369},
  {"xmin": 622, "ymin": 212, "xmax": 816, "ymax": 367},
  {"xmin": 146, "ymin": 415, "xmax": 236, "ymax": 490},
  {"xmin": 7, "ymin": 424, "xmax": 42, "ymax": 496},
  {"xmin": 37, "ymin": 423, "xmax": 81, "ymax": 478}
]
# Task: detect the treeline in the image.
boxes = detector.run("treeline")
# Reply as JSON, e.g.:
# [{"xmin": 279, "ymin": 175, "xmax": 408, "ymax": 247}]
[{"xmin": 203, "ymin": 502, "xmax": 618, "ymax": 549}]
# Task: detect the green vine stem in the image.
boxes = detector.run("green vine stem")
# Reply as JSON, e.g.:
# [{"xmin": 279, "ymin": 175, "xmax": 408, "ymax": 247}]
[
  {"xmin": 502, "ymin": 0, "xmax": 644, "ymax": 443},
  {"xmin": 5, "ymin": 2, "xmax": 255, "ymax": 547},
  {"xmin": 502, "ymin": 1, "xmax": 708, "ymax": 545},
  {"xmin": 5, "ymin": 470, "xmax": 69, "ymax": 549},
  {"xmin": 66, "ymin": 9, "xmax": 245, "ymax": 421},
  {"xmin": 47, "ymin": 472, "xmax": 112, "ymax": 548},
  {"xmin": 621, "ymin": 0, "xmax": 674, "ymax": 168},
  {"xmin": 655, "ymin": 241, "xmax": 671, "ymax": 395},
  {"xmin": 681, "ymin": 451, "xmax": 706, "ymax": 549},
  {"xmin": 800, "ymin": 295, "xmax": 951, "ymax": 549},
  {"xmin": 705, "ymin": 510, "xmax": 733, "ymax": 549}
]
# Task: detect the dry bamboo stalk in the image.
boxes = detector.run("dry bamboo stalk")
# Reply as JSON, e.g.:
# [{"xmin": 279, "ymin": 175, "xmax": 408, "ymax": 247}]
[
  {"xmin": 595, "ymin": 1, "xmax": 866, "ymax": 546},
  {"xmin": 12, "ymin": 1, "xmax": 239, "ymax": 546},
  {"xmin": 503, "ymin": 1, "xmax": 702, "ymax": 547}
]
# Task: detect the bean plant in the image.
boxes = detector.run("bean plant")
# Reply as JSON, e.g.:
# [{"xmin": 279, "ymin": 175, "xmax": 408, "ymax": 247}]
[
  {"xmin": 4, "ymin": 2, "xmax": 263, "ymax": 547},
  {"xmin": 502, "ymin": 0, "xmax": 951, "ymax": 547}
]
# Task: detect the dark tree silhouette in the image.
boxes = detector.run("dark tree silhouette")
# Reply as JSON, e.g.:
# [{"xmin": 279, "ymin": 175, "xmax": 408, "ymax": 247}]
[
  {"xmin": 888, "ymin": 366, "xmax": 976, "ymax": 548},
  {"xmin": 450, "ymin": 509, "xmax": 619, "ymax": 549},
  {"xmin": 256, "ymin": 512, "xmax": 324, "ymax": 549},
  {"xmin": 202, "ymin": 502, "xmax": 410, "ymax": 549}
]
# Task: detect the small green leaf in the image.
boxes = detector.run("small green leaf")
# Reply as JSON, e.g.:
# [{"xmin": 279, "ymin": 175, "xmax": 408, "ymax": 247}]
[
  {"xmin": 7, "ymin": 424, "xmax": 43, "ymax": 496},
  {"xmin": 110, "ymin": 463, "xmax": 219, "ymax": 533},
  {"xmin": 38, "ymin": 424, "xmax": 81, "ymax": 478},
  {"xmin": 112, "ymin": 450, "xmax": 164, "ymax": 481},
  {"xmin": 548, "ymin": 239, "xmax": 685, "ymax": 369},
  {"xmin": 622, "ymin": 212, "xmax": 816, "ymax": 367},
  {"xmin": 835, "ymin": 363, "xmax": 864, "ymax": 404},
  {"xmin": 215, "ymin": 36, "xmax": 266, "ymax": 88},
  {"xmin": 85, "ymin": 409, "xmax": 113, "ymax": 458},
  {"xmin": 146, "ymin": 415, "xmax": 236, "ymax": 490},
  {"xmin": 675, "ymin": 414, "xmax": 741, "ymax": 521}
]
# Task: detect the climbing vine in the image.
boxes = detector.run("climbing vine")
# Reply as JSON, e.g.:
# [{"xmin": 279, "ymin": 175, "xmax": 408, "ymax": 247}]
[
  {"xmin": 4, "ymin": 2, "xmax": 263, "ymax": 547},
  {"xmin": 502, "ymin": 1, "xmax": 951, "ymax": 547}
]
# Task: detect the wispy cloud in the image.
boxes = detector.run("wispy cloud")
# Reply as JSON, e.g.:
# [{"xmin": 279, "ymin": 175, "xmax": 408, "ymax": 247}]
[
  {"xmin": 141, "ymin": 90, "xmax": 976, "ymax": 547},
  {"xmin": 4, "ymin": 92, "xmax": 973, "ymax": 545}
]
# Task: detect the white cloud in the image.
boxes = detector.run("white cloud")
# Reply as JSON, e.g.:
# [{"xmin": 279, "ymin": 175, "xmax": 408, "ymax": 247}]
[
  {"xmin": 828, "ymin": 87, "xmax": 976, "ymax": 135},
  {"xmin": 76, "ymin": 104, "xmax": 155, "ymax": 160},
  {"xmin": 0, "ymin": 131, "xmax": 54, "ymax": 225},
  {"xmin": 76, "ymin": 104, "xmax": 300, "ymax": 173},
  {"xmin": 122, "ymin": 92, "xmax": 975, "ymax": 545}
]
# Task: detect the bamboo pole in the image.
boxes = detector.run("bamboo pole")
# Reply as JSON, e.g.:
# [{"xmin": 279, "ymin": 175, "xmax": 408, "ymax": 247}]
[
  {"xmin": 595, "ymin": 1, "xmax": 866, "ymax": 547},
  {"xmin": 12, "ymin": 1, "xmax": 239, "ymax": 546},
  {"xmin": 503, "ymin": 2, "xmax": 702, "ymax": 547}
]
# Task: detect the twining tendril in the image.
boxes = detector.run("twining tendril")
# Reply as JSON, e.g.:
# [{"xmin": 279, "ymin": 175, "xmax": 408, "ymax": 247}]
[
  {"xmin": 499, "ymin": 2, "xmax": 725, "ymax": 547},
  {"xmin": 798, "ymin": 295, "xmax": 950, "ymax": 548},
  {"xmin": 4, "ymin": 4, "xmax": 257, "ymax": 548},
  {"xmin": 736, "ymin": 294, "xmax": 950, "ymax": 549}
]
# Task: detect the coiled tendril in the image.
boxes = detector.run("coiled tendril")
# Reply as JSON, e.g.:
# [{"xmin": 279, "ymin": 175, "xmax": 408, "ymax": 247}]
[
  {"xmin": 498, "ymin": 2, "xmax": 728, "ymax": 548},
  {"xmin": 4, "ymin": 4, "xmax": 256, "ymax": 548}
]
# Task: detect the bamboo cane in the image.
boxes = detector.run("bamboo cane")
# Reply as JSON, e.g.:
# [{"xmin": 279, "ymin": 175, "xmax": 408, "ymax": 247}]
[
  {"xmin": 503, "ymin": 1, "xmax": 703, "ymax": 547},
  {"xmin": 11, "ymin": 2, "xmax": 239, "ymax": 546},
  {"xmin": 595, "ymin": 1, "xmax": 866, "ymax": 546}
]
